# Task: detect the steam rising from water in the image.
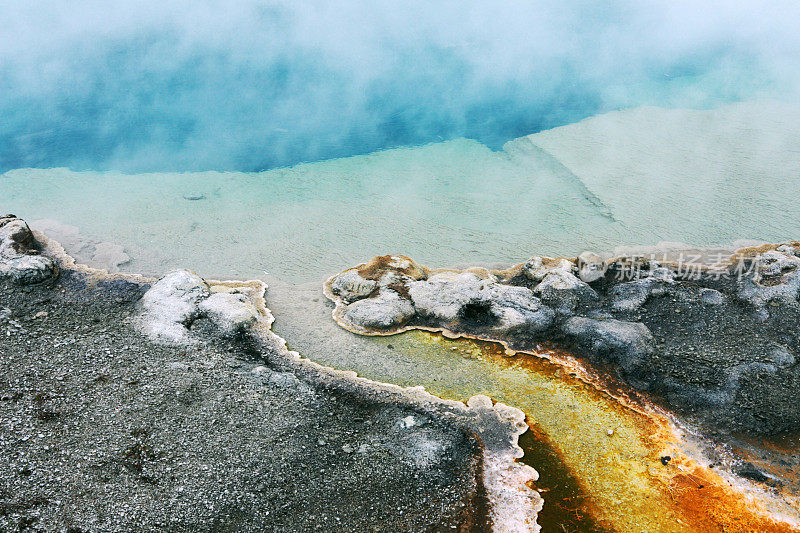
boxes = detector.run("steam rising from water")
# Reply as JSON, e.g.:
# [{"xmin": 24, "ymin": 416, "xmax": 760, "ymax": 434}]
[{"xmin": 3, "ymin": 1, "xmax": 800, "ymax": 172}]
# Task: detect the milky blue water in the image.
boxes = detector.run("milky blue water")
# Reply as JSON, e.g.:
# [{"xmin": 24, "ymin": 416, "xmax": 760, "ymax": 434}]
[
  {"xmin": 3, "ymin": 2, "xmax": 799, "ymax": 173},
  {"xmin": 3, "ymin": 102, "xmax": 799, "ymax": 284}
]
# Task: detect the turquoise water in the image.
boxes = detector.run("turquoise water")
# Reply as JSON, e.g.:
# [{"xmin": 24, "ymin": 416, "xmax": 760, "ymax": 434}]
[
  {"xmin": 2, "ymin": 138, "xmax": 613, "ymax": 281},
  {"xmin": 4, "ymin": 2, "xmax": 795, "ymax": 173},
  {"xmin": 3, "ymin": 101, "xmax": 799, "ymax": 283}
]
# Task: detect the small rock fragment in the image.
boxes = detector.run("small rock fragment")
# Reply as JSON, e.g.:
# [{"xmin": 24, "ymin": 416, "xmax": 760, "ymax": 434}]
[
  {"xmin": 399, "ymin": 416, "xmax": 417, "ymax": 429},
  {"xmin": 268, "ymin": 372, "xmax": 300, "ymax": 388},
  {"xmin": 699, "ymin": 288, "xmax": 725, "ymax": 305},
  {"xmin": 577, "ymin": 251, "xmax": 607, "ymax": 283},
  {"xmin": 198, "ymin": 292, "xmax": 259, "ymax": 336},
  {"xmin": 342, "ymin": 289, "xmax": 415, "ymax": 330},
  {"xmin": 329, "ymin": 269, "xmax": 378, "ymax": 303}
]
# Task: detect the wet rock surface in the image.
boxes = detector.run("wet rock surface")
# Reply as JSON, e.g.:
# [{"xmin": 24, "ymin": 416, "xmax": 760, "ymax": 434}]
[
  {"xmin": 0, "ymin": 215, "xmax": 58, "ymax": 285},
  {"xmin": 135, "ymin": 270, "xmax": 265, "ymax": 343},
  {"xmin": 343, "ymin": 288, "xmax": 416, "ymax": 330},
  {"xmin": 1, "ymin": 275, "xmax": 488, "ymax": 531},
  {"xmin": 325, "ymin": 245, "xmax": 800, "ymax": 438}
]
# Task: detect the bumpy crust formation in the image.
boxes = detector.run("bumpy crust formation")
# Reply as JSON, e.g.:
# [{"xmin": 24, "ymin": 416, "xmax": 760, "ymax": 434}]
[
  {"xmin": 0, "ymin": 215, "xmax": 58, "ymax": 284},
  {"xmin": 324, "ymin": 244, "xmax": 800, "ymax": 438}
]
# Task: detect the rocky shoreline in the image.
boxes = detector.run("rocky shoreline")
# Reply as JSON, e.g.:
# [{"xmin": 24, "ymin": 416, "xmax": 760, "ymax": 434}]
[
  {"xmin": 323, "ymin": 244, "xmax": 800, "ymax": 514},
  {"xmin": 0, "ymin": 215, "xmax": 541, "ymax": 532},
  {"xmin": 6, "ymin": 210, "xmax": 800, "ymax": 530},
  {"xmin": 324, "ymin": 247, "xmax": 800, "ymax": 438}
]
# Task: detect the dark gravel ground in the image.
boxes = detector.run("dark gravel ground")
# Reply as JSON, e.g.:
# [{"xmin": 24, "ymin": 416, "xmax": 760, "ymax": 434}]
[
  {"xmin": 624, "ymin": 278, "xmax": 800, "ymax": 436},
  {"xmin": 0, "ymin": 272, "xmax": 485, "ymax": 532},
  {"xmin": 489, "ymin": 263, "xmax": 800, "ymax": 440}
]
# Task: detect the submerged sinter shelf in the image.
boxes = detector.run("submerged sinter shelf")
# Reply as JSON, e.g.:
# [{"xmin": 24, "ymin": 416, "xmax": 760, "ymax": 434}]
[{"xmin": 2, "ymin": 100, "xmax": 800, "ymax": 284}]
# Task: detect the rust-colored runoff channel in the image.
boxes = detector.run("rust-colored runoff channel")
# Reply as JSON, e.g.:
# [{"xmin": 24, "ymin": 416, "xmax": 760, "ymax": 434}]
[
  {"xmin": 517, "ymin": 424, "xmax": 608, "ymax": 532},
  {"xmin": 399, "ymin": 331, "xmax": 800, "ymax": 532}
]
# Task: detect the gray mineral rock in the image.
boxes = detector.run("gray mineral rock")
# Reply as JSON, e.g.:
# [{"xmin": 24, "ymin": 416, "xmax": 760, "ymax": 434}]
[
  {"xmin": 360, "ymin": 255, "xmax": 427, "ymax": 282},
  {"xmin": 488, "ymin": 283, "xmax": 555, "ymax": 333},
  {"xmin": 0, "ymin": 215, "xmax": 35, "ymax": 256},
  {"xmin": 700, "ymin": 287, "xmax": 725, "ymax": 305},
  {"xmin": 343, "ymin": 288, "xmax": 416, "ymax": 330},
  {"xmin": 1, "ymin": 254, "xmax": 58, "ymax": 284},
  {"xmin": 408, "ymin": 271, "xmax": 554, "ymax": 333},
  {"xmin": 562, "ymin": 316, "xmax": 655, "ymax": 374},
  {"xmin": 329, "ymin": 269, "xmax": 378, "ymax": 302},
  {"xmin": 138, "ymin": 269, "xmax": 211, "ymax": 342},
  {"xmin": 577, "ymin": 251, "xmax": 607, "ymax": 283},
  {"xmin": 533, "ymin": 269, "xmax": 598, "ymax": 315},
  {"xmin": 199, "ymin": 291, "xmax": 260, "ymax": 335},
  {"xmin": 757, "ymin": 250, "xmax": 800, "ymax": 279},
  {"xmin": 737, "ymin": 249, "xmax": 800, "ymax": 308},
  {"xmin": 138, "ymin": 271, "xmax": 267, "ymax": 342},
  {"xmin": 0, "ymin": 215, "xmax": 58, "ymax": 284},
  {"xmin": 522, "ymin": 256, "xmax": 574, "ymax": 282},
  {"xmin": 408, "ymin": 272, "xmax": 491, "ymax": 322},
  {"xmin": 609, "ymin": 266, "xmax": 675, "ymax": 311}
]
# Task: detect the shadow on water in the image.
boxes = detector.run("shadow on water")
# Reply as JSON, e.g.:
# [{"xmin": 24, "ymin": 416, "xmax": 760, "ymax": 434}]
[{"xmin": 518, "ymin": 424, "xmax": 609, "ymax": 532}]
